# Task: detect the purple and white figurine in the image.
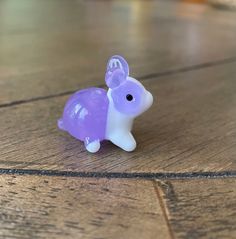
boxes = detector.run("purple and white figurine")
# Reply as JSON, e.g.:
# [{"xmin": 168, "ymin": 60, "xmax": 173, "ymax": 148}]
[{"xmin": 58, "ymin": 55, "xmax": 153, "ymax": 153}]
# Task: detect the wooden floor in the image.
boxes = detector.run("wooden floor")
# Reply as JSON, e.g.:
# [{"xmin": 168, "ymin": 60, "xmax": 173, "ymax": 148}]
[{"xmin": 0, "ymin": 0, "xmax": 236, "ymax": 238}]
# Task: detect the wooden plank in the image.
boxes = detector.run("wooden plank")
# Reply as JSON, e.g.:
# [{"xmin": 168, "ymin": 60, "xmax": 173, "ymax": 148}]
[
  {"xmin": 0, "ymin": 61, "xmax": 236, "ymax": 173},
  {"xmin": 157, "ymin": 178, "xmax": 236, "ymax": 239},
  {"xmin": 1, "ymin": 0, "xmax": 236, "ymax": 104},
  {"xmin": 0, "ymin": 175, "xmax": 169, "ymax": 239}
]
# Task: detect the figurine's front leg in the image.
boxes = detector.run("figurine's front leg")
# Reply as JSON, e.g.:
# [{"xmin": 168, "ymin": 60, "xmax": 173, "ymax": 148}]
[{"xmin": 109, "ymin": 131, "xmax": 136, "ymax": 152}]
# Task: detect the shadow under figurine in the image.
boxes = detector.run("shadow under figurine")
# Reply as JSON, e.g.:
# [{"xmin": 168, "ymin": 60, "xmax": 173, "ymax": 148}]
[{"xmin": 58, "ymin": 55, "xmax": 153, "ymax": 153}]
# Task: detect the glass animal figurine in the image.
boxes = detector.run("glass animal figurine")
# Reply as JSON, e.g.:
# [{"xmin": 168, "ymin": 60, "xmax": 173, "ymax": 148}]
[{"xmin": 58, "ymin": 55, "xmax": 153, "ymax": 153}]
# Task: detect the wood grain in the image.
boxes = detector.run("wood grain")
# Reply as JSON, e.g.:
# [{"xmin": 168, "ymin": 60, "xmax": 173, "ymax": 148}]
[
  {"xmin": 0, "ymin": 61, "xmax": 235, "ymax": 173},
  {"xmin": 1, "ymin": 0, "xmax": 236, "ymax": 105},
  {"xmin": 0, "ymin": 175, "xmax": 169, "ymax": 239},
  {"xmin": 1, "ymin": 1, "xmax": 236, "ymax": 238},
  {"xmin": 157, "ymin": 178, "xmax": 236, "ymax": 239}
]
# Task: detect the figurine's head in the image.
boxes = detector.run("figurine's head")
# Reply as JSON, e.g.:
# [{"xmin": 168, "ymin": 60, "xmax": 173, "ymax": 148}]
[{"xmin": 105, "ymin": 55, "xmax": 153, "ymax": 117}]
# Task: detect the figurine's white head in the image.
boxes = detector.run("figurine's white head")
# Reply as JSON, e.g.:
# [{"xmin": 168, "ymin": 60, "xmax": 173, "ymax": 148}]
[{"xmin": 105, "ymin": 55, "xmax": 153, "ymax": 117}]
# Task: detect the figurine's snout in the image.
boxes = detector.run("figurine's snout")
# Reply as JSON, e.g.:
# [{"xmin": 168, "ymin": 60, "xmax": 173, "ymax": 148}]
[
  {"xmin": 139, "ymin": 90, "xmax": 153, "ymax": 115},
  {"xmin": 145, "ymin": 91, "xmax": 153, "ymax": 110}
]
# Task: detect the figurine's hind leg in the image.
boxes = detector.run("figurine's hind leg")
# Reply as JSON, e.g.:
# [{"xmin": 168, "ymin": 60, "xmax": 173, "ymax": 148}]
[{"xmin": 84, "ymin": 139, "xmax": 100, "ymax": 153}]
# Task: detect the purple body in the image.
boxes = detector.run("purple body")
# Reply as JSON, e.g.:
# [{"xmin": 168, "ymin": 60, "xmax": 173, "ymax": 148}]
[{"xmin": 58, "ymin": 87, "xmax": 109, "ymax": 144}]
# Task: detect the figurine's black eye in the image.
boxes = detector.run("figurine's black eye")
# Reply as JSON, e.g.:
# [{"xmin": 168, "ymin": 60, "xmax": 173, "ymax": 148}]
[{"xmin": 126, "ymin": 94, "xmax": 133, "ymax": 101}]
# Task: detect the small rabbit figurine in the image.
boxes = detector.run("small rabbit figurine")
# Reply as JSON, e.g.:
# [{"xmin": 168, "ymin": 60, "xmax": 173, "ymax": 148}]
[{"xmin": 58, "ymin": 55, "xmax": 153, "ymax": 153}]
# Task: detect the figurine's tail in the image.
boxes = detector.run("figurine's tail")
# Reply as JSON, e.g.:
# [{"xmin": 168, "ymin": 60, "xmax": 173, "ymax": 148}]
[{"xmin": 57, "ymin": 118, "xmax": 66, "ymax": 131}]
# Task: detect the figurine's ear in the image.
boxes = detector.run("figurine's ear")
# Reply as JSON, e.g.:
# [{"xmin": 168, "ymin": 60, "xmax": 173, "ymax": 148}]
[
  {"xmin": 105, "ymin": 69, "xmax": 125, "ymax": 89},
  {"xmin": 106, "ymin": 55, "xmax": 129, "ymax": 78}
]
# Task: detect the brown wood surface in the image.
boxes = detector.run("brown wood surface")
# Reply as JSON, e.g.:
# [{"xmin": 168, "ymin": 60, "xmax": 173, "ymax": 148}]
[
  {"xmin": 0, "ymin": 0, "xmax": 236, "ymax": 238},
  {"xmin": 0, "ymin": 175, "xmax": 170, "ymax": 239},
  {"xmin": 0, "ymin": 62, "xmax": 235, "ymax": 173},
  {"xmin": 157, "ymin": 178, "xmax": 236, "ymax": 239},
  {"xmin": 1, "ymin": 0, "xmax": 236, "ymax": 105}
]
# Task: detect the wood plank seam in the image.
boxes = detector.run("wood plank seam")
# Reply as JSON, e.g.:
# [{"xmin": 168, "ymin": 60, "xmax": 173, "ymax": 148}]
[
  {"xmin": 152, "ymin": 180, "xmax": 176, "ymax": 239},
  {"xmin": 1, "ymin": 56, "xmax": 236, "ymax": 109},
  {"xmin": 140, "ymin": 55, "xmax": 236, "ymax": 80},
  {"xmin": 157, "ymin": 179, "xmax": 236, "ymax": 239},
  {"xmin": 0, "ymin": 176, "xmax": 170, "ymax": 239},
  {"xmin": 0, "ymin": 168, "xmax": 235, "ymax": 179}
]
